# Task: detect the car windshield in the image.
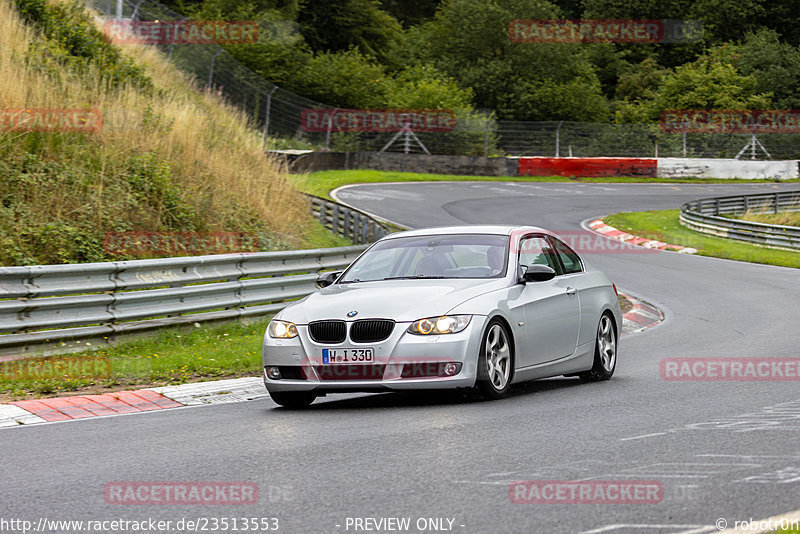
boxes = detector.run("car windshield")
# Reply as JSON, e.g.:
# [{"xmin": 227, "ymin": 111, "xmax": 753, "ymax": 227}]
[{"xmin": 339, "ymin": 234, "xmax": 509, "ymax": 283}]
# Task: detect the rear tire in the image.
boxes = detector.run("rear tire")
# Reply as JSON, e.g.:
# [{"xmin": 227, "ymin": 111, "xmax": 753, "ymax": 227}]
[
  {"xmin": 269, "ymin": 391, "xmax": 316, "ymax": 408},
  {"xmin": 579, "ymin": 313, "xmax": 617, "ymax": 382},
  {"xmin": 475, "ymin": 319, "xmax": 513, "ymax": 399}
]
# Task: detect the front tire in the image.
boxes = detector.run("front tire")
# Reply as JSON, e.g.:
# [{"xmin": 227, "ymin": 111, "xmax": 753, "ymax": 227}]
[
  {"xmin": 269, "ymin": 390, "xmax": 316, "ymax": 408},
  {"xmin": 579, "ymin": 313, "xmax": 617, "ymax": 382},
  {"xmin": 475, "ymin": 319, "xmax": 513, "ymax": 399}
]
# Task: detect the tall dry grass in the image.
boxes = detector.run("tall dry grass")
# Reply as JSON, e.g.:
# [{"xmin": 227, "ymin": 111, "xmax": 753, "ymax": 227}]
[
  {"xmin": 0, "ymin": 0, "xmax": 317, "ymax": 264},
  {"xmin": 737, "ymin": 209, "xmax": 800, "ymax": 227}
]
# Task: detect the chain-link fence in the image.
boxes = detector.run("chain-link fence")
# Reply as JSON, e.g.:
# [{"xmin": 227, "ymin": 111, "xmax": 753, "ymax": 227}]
[{"xmin": 87, "ymin": 0, "xmax": 800, "ymax": 160}]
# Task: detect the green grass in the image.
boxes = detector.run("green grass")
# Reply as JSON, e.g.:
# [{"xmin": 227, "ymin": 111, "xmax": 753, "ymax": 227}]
[
  {"xmin": 604, "ymin": 209, "xmax": 800, "ymax": 269},
  {"xmin": 303, "ymin": 222, "xmax": 356, "ymax": 248},
  {"xmin": 0, "ymin": 316, "xmax": 274, "ymax": 400},
  {"xmin": 291, "ymin": 170, "xmax": 800, "ymax": 199}
]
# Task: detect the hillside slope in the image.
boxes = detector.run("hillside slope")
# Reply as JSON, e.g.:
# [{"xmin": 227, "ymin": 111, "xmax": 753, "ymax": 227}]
[{"xmin": 0, "ymin": 0, "xmax": 336, "ymax": 266}]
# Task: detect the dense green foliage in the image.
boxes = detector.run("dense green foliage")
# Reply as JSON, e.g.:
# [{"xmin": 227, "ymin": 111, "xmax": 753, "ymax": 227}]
[
  {"xmin": 163, "ymin": 0, "xmax": 800, "ymax": 122},
  {"xmin": 14, "ymin": 0, "xmax": 152, "ymax": 90}
]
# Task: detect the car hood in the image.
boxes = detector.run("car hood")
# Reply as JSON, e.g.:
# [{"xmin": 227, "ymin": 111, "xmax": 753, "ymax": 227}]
[{"xmin": 279, "ymin": 279, "xmax": 505, "ymax": 324}]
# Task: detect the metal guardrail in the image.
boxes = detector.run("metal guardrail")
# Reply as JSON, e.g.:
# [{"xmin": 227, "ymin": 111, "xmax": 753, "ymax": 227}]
[
  {"xmin": 680, "ymin": 190, "xmax": 800, "ymax": 250},
  {"xmin": 308, "ymin": 195, "xmax": 391, "ymax": 244},
  {"xmin": 0, "ymin": 247, "xmax": 367, "ymax": 358},
  {"xmin": 0, "ymin": 193, "xmax": 394, "ymax": 358}
]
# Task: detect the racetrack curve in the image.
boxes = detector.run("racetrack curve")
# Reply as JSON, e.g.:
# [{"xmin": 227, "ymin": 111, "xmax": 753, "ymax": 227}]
[{"xmin": 2, "ymin": 181, "xmax": 799, "ymax": 534}]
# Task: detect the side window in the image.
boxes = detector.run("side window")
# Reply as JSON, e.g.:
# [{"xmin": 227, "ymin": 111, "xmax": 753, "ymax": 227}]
[
  {"xmin": 518, "ymin": 235, "xmax": 561, "ymax": 274},
  {"xmin": 551, "ymin": 237, "xmax": 583, "ymax": 274}
]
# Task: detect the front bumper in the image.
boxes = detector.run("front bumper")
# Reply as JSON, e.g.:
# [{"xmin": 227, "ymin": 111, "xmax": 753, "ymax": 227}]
[{"xmin": 262, "ymin": 317, "xmax": 487, "ymax": 393}]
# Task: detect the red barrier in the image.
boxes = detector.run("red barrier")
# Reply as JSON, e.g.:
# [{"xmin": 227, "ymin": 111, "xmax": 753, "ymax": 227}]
[{"xmin": 518, "ymin": 157, "xmax": 657, "ymax": 177}]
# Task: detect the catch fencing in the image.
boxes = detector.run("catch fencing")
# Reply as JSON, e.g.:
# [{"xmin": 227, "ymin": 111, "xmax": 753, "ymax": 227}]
[
  {"xmin": 680, "ymin": 191, "xmax": 800, "ymax": 250},
  {"xmin": 85, "ymin": 0, "xmax": 800, "ymax": 160}
]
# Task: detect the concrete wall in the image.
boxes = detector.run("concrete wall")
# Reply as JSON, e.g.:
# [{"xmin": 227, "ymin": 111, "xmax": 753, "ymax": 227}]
[
  {"xmin": 518, "ymin": 157, "xmax": 657, "ymax": 177},
  {"xmin": 289, "ymin": 151, "xmax": 517, "ymax": 176},
  {"xmin": 284, "ymin": 151, "xmax": 799, "ymax": 180},
  {"xmin": 657, "ymin": 158, "xmax": 799, "ymax": 180},
  {"xmin": 356, "ymin": 152, "xmax": 517, "ymax": 176},
  {"xmin": 287, "ymin": 152, "xmax": 356, "ymax": 173}
]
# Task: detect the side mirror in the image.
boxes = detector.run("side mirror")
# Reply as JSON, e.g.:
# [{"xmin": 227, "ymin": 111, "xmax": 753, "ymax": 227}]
[
  {"xmin": 316, "ymin": 271, "xmax": 341, "ymax": 288},
  {"xmin": 520, "ymin": 264, "xmax": 556, "ymax": 283}
]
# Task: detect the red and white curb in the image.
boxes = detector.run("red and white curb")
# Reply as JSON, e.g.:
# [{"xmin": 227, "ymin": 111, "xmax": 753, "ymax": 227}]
[
  {"xmin": 0, "ymin": 298, "xmax": 662, "ymax": 428},
  {"xmin": 619, "ymin": 292, "xmax": 663, "ymax": 336},
  {"xmin": 0, "ymin": 377, "xmax": 266, "ymax": 428},
  {"xmin": 588, "ymin": 219, "xmax": 698, "ymax": 254}
]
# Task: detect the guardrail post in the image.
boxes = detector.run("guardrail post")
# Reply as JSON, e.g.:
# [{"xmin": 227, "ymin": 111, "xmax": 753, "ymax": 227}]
[
  {"xmin": 360, "ymin": 217, "xmax": 368, "ymax": 244},
  {"xmin": 775, "ymin": 193, "xmax": 780, "ymax": 214},
  {"xmin": 332, "ymin": 204, "xmax": 340, "ymax": 235}
]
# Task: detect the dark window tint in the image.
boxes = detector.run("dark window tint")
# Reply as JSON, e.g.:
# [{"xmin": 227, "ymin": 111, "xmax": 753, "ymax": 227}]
[{"xmin": 551, "ymin": 237, "xmax": 583, "ymax": 274}]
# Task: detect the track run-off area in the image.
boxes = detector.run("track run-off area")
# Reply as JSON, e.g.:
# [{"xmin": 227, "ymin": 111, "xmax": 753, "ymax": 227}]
[{"xmin": 2, "ymin": 181, "xmax": 800, "ymax": 534}]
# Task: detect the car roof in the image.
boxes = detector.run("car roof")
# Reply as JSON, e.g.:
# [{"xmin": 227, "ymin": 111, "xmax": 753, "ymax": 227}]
[{"xmin": 380, "ymin": 225, "xmax": 551, "ymax": 240}]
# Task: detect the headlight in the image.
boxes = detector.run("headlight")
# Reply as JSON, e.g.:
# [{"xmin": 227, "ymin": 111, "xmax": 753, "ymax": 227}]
[
  {"xmin": 407, "ymin": 315, "xmax": 471, "ymax": 335},
  {"xmin": 268, "ymin": 320, "xmax": 298, "ymax": 338}
]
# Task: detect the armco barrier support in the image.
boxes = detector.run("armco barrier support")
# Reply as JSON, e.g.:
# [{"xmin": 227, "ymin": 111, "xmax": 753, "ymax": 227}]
[{"xmin": 518, "ymin": 157, "xmax": 658, "ymax": 177}]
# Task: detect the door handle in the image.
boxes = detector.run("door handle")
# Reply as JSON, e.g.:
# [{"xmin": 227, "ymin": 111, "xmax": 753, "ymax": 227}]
[{"xmin": 565, "ymin": 287, "xmax": 577, "ymax": 296}]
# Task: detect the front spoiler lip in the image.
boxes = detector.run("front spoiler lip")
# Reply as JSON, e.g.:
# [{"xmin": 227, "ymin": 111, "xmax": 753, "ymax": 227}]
[
  {"xmin": 262, "ymin": 364, "xmax": 477, "ymax": 392},
  {"xmin": 263, "ymin": 374, "xmax": 477, "ymax": 392}
]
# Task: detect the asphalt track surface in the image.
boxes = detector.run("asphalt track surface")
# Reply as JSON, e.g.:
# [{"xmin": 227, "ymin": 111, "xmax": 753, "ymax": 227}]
[{"xmin": 2, "ymin": 182, "xmax": 799, "ymax": 534}]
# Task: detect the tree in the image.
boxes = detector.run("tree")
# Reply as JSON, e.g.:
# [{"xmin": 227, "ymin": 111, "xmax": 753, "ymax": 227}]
[
  {"xmin": 294, "ymin": 48, "xmax": 391, "ymax": 108},
  {"xmin": 408, "ymin": 0, "xmax": 609, "ymax": 121},
  {"xmin": 378, "ymin": 0, "xmax": 441, "ymax": 27},
  {"xmin": 386, "ymin": 64, "xmax": 474, "ymax": 109},
  {"xmin": 187, "ymin": 0, "xmax": 310, "ymax": 88},
  {"xmin": 733, "ymin": 29, "xmax": 800, "ymax": 109},
  {"xmin": 615, "ymin": 49, "xmax": 772, "ymax": 123},
  {"xmin": 297, "ymin": 0, "xmax": 403, "ymax": 66}
]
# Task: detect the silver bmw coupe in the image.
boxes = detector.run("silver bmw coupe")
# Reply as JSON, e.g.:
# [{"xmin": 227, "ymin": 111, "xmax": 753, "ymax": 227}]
[{"xmin": 262, "ymin": 225, "xmax": 621, "ymax": 407}]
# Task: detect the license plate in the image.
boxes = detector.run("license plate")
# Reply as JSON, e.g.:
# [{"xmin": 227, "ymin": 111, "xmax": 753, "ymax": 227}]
[{"xmin": 322, "ymin": 348, "xmax": 374, "ymax": 364}]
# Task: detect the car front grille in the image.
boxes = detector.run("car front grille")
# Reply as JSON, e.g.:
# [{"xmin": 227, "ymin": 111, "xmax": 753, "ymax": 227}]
[
  {"xmin": 350, "ymin": 319, "xmax": 395, "ymax": 343},
  {"xmin": 315, "ymin": 364, "xmax": 387, "ymax": 381},
  {"xmin": 308, "ymin": 320, "xmax": 346, "ymax": 344}
]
